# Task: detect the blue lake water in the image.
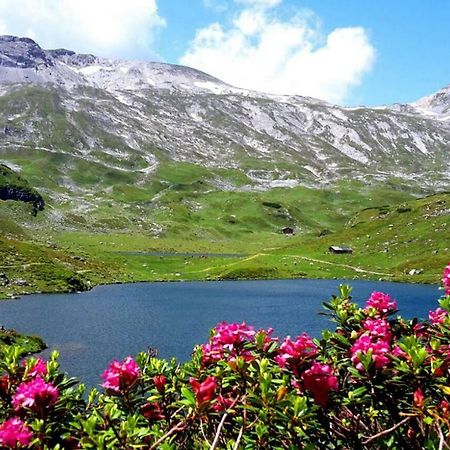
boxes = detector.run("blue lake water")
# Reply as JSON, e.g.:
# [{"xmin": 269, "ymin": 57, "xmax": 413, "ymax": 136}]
[{"xmin": 0, "ymin": 279, "xmax": 441, "ymax": 387}]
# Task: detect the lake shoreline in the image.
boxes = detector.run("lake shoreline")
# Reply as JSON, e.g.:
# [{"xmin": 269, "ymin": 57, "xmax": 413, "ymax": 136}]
[{"xmin": 0, "ymin": 270, "xmax": 440, "ymax": 301}]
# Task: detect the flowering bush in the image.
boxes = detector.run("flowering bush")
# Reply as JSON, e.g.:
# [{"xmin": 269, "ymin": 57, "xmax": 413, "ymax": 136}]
[
  {"xmin": 0, "ymin": 264, "xmax": 449, "ymax": 449},
  {"xmin": 101, "ymin": 356, "xmax": 141, "ymax": 393}
]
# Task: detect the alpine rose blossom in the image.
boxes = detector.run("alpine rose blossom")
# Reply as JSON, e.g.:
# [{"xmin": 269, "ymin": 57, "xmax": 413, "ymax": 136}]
[
  {"xmin": 212, "ymin": 322, "xmax": 255, "ymax": 346},
  {"xmin": 441, "ymin": 400, "xmax": 450, "ymax": 418},
  {"xmin": 429, "ymin": 307, "xmax": 448, "ymax": 325},
  {"xmin": 153, "ymin": 375, "xmax": 167, "ymax": 394},
  {"xmin": 301, "ymin": 362, "xmax": 339, "ymax": 407},
  {"xmin": 12, "ymin": 376, "xmax": 58, "ymax": 412},
  {"xmin": 351, "ymin": 335, "xmax": 390, "ymax": 371},
  {"xmin": 413, "ymin": 387, "xmax": 425, "ymax": 409},
  {"xmin": 365, "ymin": 292, "xmax": 397, "ymax": 314},
  {"xmin": 363, "ymin": 318, "xmax": 392, "ymax": 340},
  {"xmin": 141, "ymin": 402, "xmax": 165, "ymax": 421},
  {"xmin": 22, "ymin": 357, "xmax": 47, "ymax": 378},
  {"xmin": 443, "ymin": 263, "xmax": 450, "ymax": 295},
  {"xmin": 213, "ymin": 394, "xmax": 234, "ymax": 412},
  {"xmin": 275, "ymin": 334, "xmax": 318, "ymax": 375},
  {"xmin": 189, "ymin": 376, "xmax": 216, "ymax": 408},
  {"xmin": 201, "ymin": 322, "xmax": 263, "ymax": 364},
  {"xmin": 0, "ymin": 418, "xmax": 33, "ymax": 448},
  {"xmin": 0, "ymin": 374, "xmax": 9, "ymax": 396},
  {"xmin": 102, "ymin": 356, "xmax": 141, "ymax": 393}
]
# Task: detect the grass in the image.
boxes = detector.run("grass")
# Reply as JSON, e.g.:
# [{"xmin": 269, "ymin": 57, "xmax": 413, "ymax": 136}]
[
  {"xmin": 0, "ymin": 329, "xmax": 47, "ymax": 356},
  {"xmin": 42, "ymin": 191, "xmax": 448, "ymax": 289},
  {"xmin": 0, "ymin": 158, "xmax": 447, "ymax": 299}
]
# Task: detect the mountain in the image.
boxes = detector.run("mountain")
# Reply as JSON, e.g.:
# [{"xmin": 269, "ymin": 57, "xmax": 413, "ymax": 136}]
[
  {"xmin": 0, "ymin": 35, "xmax": 448, "ymax": 199},
  {"xmin": 411, "ymin": 85, "xmax": 450, "ymax": 120},
  {"xmin": 0, "ymin": 35, "xmax": 448, "ymax": 296}
]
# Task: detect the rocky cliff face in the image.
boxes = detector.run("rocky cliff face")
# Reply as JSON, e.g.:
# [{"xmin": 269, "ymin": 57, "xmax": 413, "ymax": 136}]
[
  {"xmin": 0, "ymin": 35, "xmax": 448, "ymax": 197},
  {"xmin": 0, "ymin": 163, "xmax": 45, "ymax": 213}
]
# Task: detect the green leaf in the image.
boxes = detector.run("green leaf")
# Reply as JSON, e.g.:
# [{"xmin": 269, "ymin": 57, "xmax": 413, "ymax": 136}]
[{"xmin": 181, "ymin": 387, "xmax": 196, "ymax": 406}]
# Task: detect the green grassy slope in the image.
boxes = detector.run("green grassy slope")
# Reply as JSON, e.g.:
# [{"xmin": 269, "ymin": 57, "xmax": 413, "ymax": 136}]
[
  {"xmin": 0, "ymin": 159, "xmax": 446, "ymax": 298},
  {"xmin": 48, "ymin": 193, "xmax": 449, "ymax": 288},
  {"xmin": 264, "ymin": 192, "xmax": 450, "ymax": 284}
]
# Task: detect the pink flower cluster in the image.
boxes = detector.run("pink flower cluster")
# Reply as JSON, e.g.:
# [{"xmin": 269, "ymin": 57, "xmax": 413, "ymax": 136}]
[
  {"xmin": 141, "ymin": 402, "xmax": 165, "ymax": 422},
  {"xmin": 12, "ymin": 376, "xmax": 58, "ymax": 413},
  {"xmin": 365, "ymin": 292, "xmax": 397, "ymax": 315},
  {"xmin": 351, "ymin": 335, "xmax": 391, "ymax": 371},
  {"xmin": 351, "ymin": 307, "xmax": 396, "ymax": 371},
  {"xmin": 153, "ymin": 375, "xmax": 167, "ymax": 394},
  {"xmin": 363, "ymin": 318, "xmax": 392, "ymax": 339},
  {"xmin": 189, "ymin": 376, "xmax": 217, "ymax": 408},
  {"xmin": 275, "ymin": 333, "xmax": 338, "ymax": 406},
  {"xmin": 22, "ymin": 357, "xmax": 47, "ymax": 378},
  {"xmin": 429, "ymin": 307, "xmax": 448, "ymax": 325},
  {"xmin": 443, "ymin": 263, "xmax": 450, "ymax": 296},
  {"xmin": 201, "ymin": 322, "xmax": 259, "ymax": 364},
  {"xmin": 0, "ymin": 417, "xmax": 33, "ymax": 448},
  {"xmin": 275, "ymin": 334, "xmax": 318, "ymax": 376},
  {"xmin": 102, "ymin": 356, "xmax": 141, "ymax": 393},
  {"xmin": 301, "ymin": 362, "xmax": 339, "ymax": 408}
]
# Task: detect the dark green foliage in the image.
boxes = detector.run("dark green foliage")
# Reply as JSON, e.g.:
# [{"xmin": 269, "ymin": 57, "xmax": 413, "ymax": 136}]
[{"xmin": 0, "ymin": 164, "xmax": 45, "ymax": 214}]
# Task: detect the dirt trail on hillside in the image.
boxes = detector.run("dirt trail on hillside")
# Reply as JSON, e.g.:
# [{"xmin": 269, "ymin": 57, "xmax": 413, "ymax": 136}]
[
  {"xmin": 185, "ymin": 252, "xmax": 393, "ymax": 277},
  {"xmin": 284, "ymin": 255, "xmax": 393, "ymax": 277}
]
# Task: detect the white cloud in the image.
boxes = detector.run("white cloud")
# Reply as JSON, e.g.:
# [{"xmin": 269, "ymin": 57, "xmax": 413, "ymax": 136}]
[
  {"xmin": 234, "ymin": 0, "xmax": 282, "ymax": 8},
  {"xmin": 180, "ymin": 2, "xmax": 375, "ymax": 104},
  {"xmin": 0, "ymin": 0, "xmax": 165, "ymax": 59},
  {"xmin": 203, "ymin": 0, "xmax": 229, "ymax": 13}
]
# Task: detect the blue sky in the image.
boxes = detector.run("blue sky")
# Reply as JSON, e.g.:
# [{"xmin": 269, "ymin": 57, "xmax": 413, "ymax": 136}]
[{"xmin": 0, "ymin": 0, "xmax": 449, "ymax": 106}]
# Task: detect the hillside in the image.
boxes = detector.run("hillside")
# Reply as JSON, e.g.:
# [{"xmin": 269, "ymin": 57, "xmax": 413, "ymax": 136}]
[{"xmin": 266, "ymin": 192, "xmax": 450, "ymax": 284}]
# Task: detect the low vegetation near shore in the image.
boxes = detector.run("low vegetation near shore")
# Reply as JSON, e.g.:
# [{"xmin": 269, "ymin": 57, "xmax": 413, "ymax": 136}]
[{"xmin": 0, "ymin": 264, "xmax": 449, "ymax": 449}]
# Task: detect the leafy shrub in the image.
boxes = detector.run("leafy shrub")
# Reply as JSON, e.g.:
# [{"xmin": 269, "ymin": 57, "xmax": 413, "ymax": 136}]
[{"xmin": 0, "ymin": 264, "xmax": 449, "ymax": 449}]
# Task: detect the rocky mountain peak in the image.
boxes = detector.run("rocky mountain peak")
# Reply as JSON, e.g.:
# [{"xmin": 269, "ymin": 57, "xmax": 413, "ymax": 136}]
[
  {"xmin": 411, "ymin": 84, "xmax": 450, "ymax": 117},
  {"xmin": 0, "ymin": 35, "xmax": 54, "ymax": 69}
]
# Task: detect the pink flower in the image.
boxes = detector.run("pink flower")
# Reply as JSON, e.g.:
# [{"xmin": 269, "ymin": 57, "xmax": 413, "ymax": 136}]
[
  {"xmin": 363, "ymin": 318, "xmax": 392, "ymax": 340},
  {"xmin": 189, "ymin": 376, "xmax": 216, "ymax": 408},
  {"xmin": 213, "ymin": 322, "xmax": 255, "ymax": 346},
  {"xmin": 101, "ymin": 356, "xmax": 141, "ymax": 393},
  {"xmin": 141, "ymin": 402, "xmax": 165, "ymax": 422},
  {"xmin": 153, "ymin": 375, "xmax": 167, "ymax": 394},
  {"xmin": 413, "ymin": 322, "xmax": 428, "ymax": 338},
  {"xmin": 301, "ymin": 362, "xmax": 339, "ymax": 407},
  {"xmin": 201, "ymin": 322, "xmax": 260, "ymax": 364},
  {"xmin": 440, "ymin": 400, "xmax": 450, "ymax": 418},
  {"xmin": 413, "ymin": 388, "xmax": 425, "ymax": 409},
  {"xmin": 0, "ymin": 417, "xmax": 33, "ymax": 448},
  {"xmin": 275, "ymin": 334, "xmax": 318, "ymax": 376},
  {"xmin": 443, "ymin": 263, "xmax": 450, "ymax": 295},
  {"xmin": 350, "ymin": 335, "xmax": 390, "ymax": 371},
  {"xmin": 12, "ymin": 376, "xmax": 58, "ymax": 413},
  {"xmin": 365, "ymin": 292, "xmax": 397, "ymax": 315},
  {"xmin": 392, "ymin": 345, "xmax": 407, "ymax": 358},
  {"xmin": 429, "ymin": 307, "xmax": 448, "ymax": 325},
  {"xmin": 22, "ymin": 357, "xmax": 47, "ymax": 378},
  {"xmin": 201, "ymin": 343, "xmax": 224, "ymax": 364},
  {"xmin": 213, "ymin": 394, "xmax": 234, "ymax": 412},
  {"xmin": 0, "ymin": 374, "xmax": 10, "ymax": 396}
]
